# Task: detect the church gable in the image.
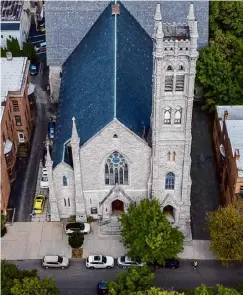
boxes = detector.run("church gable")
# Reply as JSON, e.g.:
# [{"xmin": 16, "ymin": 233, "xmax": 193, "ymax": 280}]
[{"xmin": 80, "ymin": 119, "xmax": 151, "ymax": 191}]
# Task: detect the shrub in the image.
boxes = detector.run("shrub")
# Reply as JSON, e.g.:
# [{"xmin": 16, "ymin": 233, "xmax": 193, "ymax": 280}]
[
  {"xmin": 1, "ymin": 226, "xmax": 7, "ymax": 237},
  {"xmin": 67, "ymin": 215, "xmax": 76, "ymax": 222},
  {"xmin": 87, "ymin": 216, "xmax": 94, "ymax": 223},
  {"xmin": 68, "ymin": 232, "xmax": 84, "ymax": 249}
]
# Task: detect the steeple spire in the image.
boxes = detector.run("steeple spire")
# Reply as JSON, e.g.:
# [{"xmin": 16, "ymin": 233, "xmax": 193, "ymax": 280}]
[
  {"xmin": 156, "ymin": 22, "xmax": 163, "ymax": 39},
  {"xmin": 71, "ymin": 116, "xmax": 79, "ymax": 141},
  {"xmin": 154, "ymin": 3, "xmax": 162, "ymax": 21},
  {"xmin": 187, "ymin": 2, "xmax": 195, "ymax": 21}
]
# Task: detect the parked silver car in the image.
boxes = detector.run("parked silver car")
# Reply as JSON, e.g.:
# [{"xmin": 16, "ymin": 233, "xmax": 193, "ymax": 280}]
[
  {"xmin": 42, "ymin": 255, "xmax": 69, "ymax": 269},
  {"xmin": 117, "ymin": 256, "xmax": 146, "ymax": 268}
]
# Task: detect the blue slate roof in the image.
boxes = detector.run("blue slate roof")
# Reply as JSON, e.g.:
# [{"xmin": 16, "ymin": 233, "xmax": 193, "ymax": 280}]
[
  {"xmin": 52, "ymin": 2, "xmax": 153, "ymax": 167},
  {"xmin": 1, "ymin": 22, "xmax": 20, "ymax": 30}
]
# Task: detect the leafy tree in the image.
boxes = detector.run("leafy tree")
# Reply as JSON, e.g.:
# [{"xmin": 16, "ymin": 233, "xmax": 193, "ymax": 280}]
[
  {"xmin": 22, "ymin": 42, "xmax": 38, "ymax": 61},
  {"xmin": 107, "ymin": 265, "xmax": 154, "ymax": 295},
  {"xmin": 119, "ymin": 199, "xmax": 184, "ymax": 265},
  {"xmin": 207, "ymin": 200, "xmax": 243, "ymax": 264},
  {"xmin": 184, "ymin": 284, "xmax": 241, "ymax": 295},
  {"xmin": 196, "ymin": 1, "xmax": 243, "ymax": 111},
  {"xmin": 1, "ymin": 260, "xmax": 38, "ymax": 295},
  {"xmin": 68, "ymin": 231, "xmax": 84, "ymax": 249},
  {"xmin": 10, "ymin": 277, "xmax": 59, "ymax": 295},
  {"xmin": 6, "ymin": 38, "xmax": 21, "ymax": 57}
]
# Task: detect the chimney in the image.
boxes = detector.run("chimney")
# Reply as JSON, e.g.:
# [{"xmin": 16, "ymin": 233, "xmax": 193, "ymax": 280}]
[
  {"xmin": 6, "ymin": 51, "xmax": 13, "ymax": 61},
  {"xmin": 223, "ymin": 110, "xmax": 228, "ymax": 120},
  {"xmin": 235, "ymin": 149, "xmax": 240, "ymax": 161}
]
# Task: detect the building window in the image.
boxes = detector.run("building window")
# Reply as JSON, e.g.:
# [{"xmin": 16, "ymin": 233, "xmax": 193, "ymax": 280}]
[
  {"xmin": 12, "ymin": 101, "xmax": 19, "ymax": 112},
  {"xmin": 105, "ymin": 151, "xmax": 128, "ymax": 185},
  {"xmin": 17, "ymin": 132, "xmax": 25, "ymax": 143},
  {"xmin": 165, "ymin": 76, "xmax": 173, "ymax": 92},
  {"xmin": 178, "ymin": 65, "xmax": 184, "ymax": 71},
  {"xmin": 175, "ymin": 75, "xmax": 184, "ymax": 91},
  {"xmin": 1, "ymin": 35, "xmax": 3, "ymax": 38},
  {"xmin": 164, "ymin": 107, "xmax": 171, "ymax": 124},
  {"xmin": 64, "ymin": 199, "xmax": 67, "ymax": 207},
  {"xmin": 113, "ymin": 134, "xmax": 118, "ymax": 138},
  {"xmin": 63, "ymin": 176, "xmax": 68, "ymax": 186},
  {"xmin": 15, "ymin": 116, "xmax": 22, "ymax": 126},
  {"xmin": 166, "ymin": 65, "xmax": 173, "ymax": 71},
  {"xmin": 91, "ymin": 207, "xmax": 98, "ymax": 214},
  {"xmin": 174, "ymin": 106, "xmax": 182, "ymax": 124},
  {"xmin": 68, "ymin": 198, "xmax": 70, "ymax": 207},
  {"xmin": 167, "ymin": 152, "xmax": 171, "ymax": 161},
  {"xmin": 165, "ymin": 172, "xmax": 175, "ymax": 190},
  {"xmin": 172, "ymin": 152, "xmax": 176, "ymax": 161}
]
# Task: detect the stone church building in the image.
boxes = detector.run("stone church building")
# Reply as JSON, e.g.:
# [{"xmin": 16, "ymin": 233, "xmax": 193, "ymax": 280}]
[{"xmin": 46, "ymin": 1, "xmax": 199, "ymax": 241}]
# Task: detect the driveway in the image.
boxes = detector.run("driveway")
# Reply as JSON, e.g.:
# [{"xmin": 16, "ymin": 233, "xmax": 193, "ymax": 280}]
[{"xmin": 190, "ymin": 103, "xmax": 221, "ymax": 239}]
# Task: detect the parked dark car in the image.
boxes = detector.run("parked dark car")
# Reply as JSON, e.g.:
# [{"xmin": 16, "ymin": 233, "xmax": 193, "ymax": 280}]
[
  {"xmin": 29, "ymin": 62, "xmax": 39, "ymax": 75},
  {"xmin": 154, "ymin": 258, "xmax": 179, "ymax": 269},
  {"xmin": 97, "ymin": 281, "xmax": 108, "ymax": 295},
  {"xmin": 48, "ymin": 121, "xmax": 55, "ymax": 139}
]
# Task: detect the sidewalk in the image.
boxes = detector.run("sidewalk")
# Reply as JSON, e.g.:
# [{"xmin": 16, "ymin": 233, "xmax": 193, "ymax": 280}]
[
  {"xmin": 1, "ymin": 222, "xmax": 71, "ymax": 260},
  {"xmin": 1, "ymin": 221, "xmax": 215, "ymax": 260}
]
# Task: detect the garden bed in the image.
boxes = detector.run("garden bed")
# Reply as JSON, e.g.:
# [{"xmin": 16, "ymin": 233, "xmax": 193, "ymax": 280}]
[{"xmin": 72, "ymin": 248, "xmax": 83, "ymax": 258}]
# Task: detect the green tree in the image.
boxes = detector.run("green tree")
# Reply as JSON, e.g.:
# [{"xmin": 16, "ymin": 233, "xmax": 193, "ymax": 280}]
[
  {"xmin": 6, "ymin": 38, "xmax": 21, "ymax": 57},
  {"xmin": 207, "ymin": 200, "xmax": 243, "ymax": 264},
  {"xmin": 22, "ymin": 42, "xmax": 38, "ymax": 61},
  {"xmin": 68, "ymin": 231, "xmax": 84, "ymax": 249},
  {"xmin": 119, "ymin": 199, "xmax": 184, "ymax": 265},
  {"xmin": 10, "ymin": 277, "xmax": 59, "ymax": 295},
  {"xmin": 1, "ymin": 261, "xmax": 38, "ymax": 295},
  {"xmin": 107, "ymin": 265, "xmax": 154, "ymax": 295}
]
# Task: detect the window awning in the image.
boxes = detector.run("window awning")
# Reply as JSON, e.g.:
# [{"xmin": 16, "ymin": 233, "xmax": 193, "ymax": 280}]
[
  {"xmin": 28, "ymin": 83, "xmax": 35, "ymax": 95},
  {"xmin": 4, "ymin": 139, "xmax": 13, "ymax": 154}
]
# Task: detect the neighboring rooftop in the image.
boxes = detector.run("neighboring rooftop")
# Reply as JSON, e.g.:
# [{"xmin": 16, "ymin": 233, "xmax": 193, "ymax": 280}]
[
  {"xmin": 45, "ymin": 0, "xmax": 209, "ymax": 66},
  {"xmin": 52, "ymin": 2, "xmax": 153, "ymax": 167},
  {"xmin": 0, "ymin": 0, "xmax": 23, "ymax": 21},
  {"xmin": 225, "ymin": 120, "xmax": 243, "ymax": 176},
  {"xmin": 1, "ymin": 57, "xmax": 28, "ymax": 102},
  {"xmin": 217, "ymin": 105, "xmax": 243, "ymax": 121}
]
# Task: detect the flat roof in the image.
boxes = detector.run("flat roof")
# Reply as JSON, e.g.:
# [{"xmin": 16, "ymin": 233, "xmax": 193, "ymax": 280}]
[
  {"xmin": 216, "ymin": 105, "xmax": 243, "ymax": 121},
  {"xmin": 1, "ymin": 1, "xmax": 23, "ymax": 21},
  {"xmin": 1, "ymin": 57, "xmax": 28, "ymax": 120},
  {"xmin": 225, "ymin": 120, "xmax": 243, "ymax": 176}
]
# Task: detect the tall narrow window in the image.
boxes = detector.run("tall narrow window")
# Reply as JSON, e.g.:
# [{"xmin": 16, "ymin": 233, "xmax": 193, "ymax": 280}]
[
  {"xmin": 165, "ymin": 66, "xmax": 174, "ymax": 92},
  {"xmin": 63, "ymin": 176, "xmax": 67, "ymax": 186},
  {"xmin": 172, "ymin": 152, "xmax": 176, "ymax": 161},
  {"xmin": 167, "ymin": 152, "xmax": 171, "ymax": 161},
  {"xmin": 165, "ymin": 172, "xmax": 175, "ymax": 190},
  {"xmin": 175, "ymin": 75, "xmax": 184, "ymax": 91},
  {"xmin": 15, "ymin": 116, "xmax": 22, "ymax": 126},
  {"xmin": 164, "ymin": 107, "xmax": 171, "ymax": 124},
  {"xmin": 174, "ymin": 106, "xmax": 182, "ymax": 124},
  {"xmin": 68, "ymin": 198, "xmax": 70, "ymax": 207},
  {"xmin": 64, "ymin": 199, "xmax": 67, "ymax": 207},
  {"xmin": 105, "ymin": 151, "xmax": 128, "ymax": 185}
]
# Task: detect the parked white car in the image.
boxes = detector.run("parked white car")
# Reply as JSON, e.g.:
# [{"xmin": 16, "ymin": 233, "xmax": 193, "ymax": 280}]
[
  {"xmin": 86, "ymin": 255, "xmax": 114, "ymax": 269},
  {"xmin": 65, "ymin": 222, "xmax": 91, "ymax": 234},
  {"xmin": 117, "ymin": 256, "xmax": 146, "ymax": 268},
  {"xmin": 42, "ymin": 255, "xmax": 69, "ymax": 269},
  {"xmin": 40, "ymin": 168, "xmax": 49, "ymax": 188}
]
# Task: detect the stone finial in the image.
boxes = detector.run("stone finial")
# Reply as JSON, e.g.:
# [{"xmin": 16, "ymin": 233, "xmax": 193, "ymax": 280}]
[
  {"xmin": 156, "ymin": 22, "xmax": 164, "ymax": 39},
  {"xmin": 187, "ymin": 2, "xmax": 195, "ymax": 21},
  {"xmin": 154, "ymin": 3, "xmax": 162, "ymax": 21},
  {"xmin": 71, "ymin": 116, "xmax": 79, "ymax": 140}
]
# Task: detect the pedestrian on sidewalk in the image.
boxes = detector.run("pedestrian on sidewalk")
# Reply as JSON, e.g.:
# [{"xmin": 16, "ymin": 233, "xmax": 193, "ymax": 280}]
[{"xmin": 193, "ymin": 260, "xmax": 198, "ymax": 269}]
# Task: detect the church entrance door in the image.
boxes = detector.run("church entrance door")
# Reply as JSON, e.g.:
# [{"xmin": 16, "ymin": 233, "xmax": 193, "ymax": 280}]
[{"xmin": 111, "ymin": 200, "xmax": 124, "ymax": 214}]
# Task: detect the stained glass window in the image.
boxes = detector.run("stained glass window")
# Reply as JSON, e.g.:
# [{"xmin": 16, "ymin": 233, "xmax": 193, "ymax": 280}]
[
  {"xmin": 165, "ymin": 172, "xmax": 175, "ymax": 190},
  {"xmin": 105, "ymin": 151, "xmax": 128, "ymax": 185}
]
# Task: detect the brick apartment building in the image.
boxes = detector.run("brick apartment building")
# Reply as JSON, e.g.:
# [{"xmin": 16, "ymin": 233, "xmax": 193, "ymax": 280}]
[
  {"xmin": 1, "ymin": 54, "xmax": 34, "ymax": 212},
  {"xmin": 213, "ymin": 106, "xmax": 243, "ymax": 205}
]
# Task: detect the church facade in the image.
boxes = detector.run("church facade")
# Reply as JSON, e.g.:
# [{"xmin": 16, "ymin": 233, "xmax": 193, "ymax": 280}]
[{"xmin": 47, "ymin": 2, "xmax": 198, "ymax": 241}]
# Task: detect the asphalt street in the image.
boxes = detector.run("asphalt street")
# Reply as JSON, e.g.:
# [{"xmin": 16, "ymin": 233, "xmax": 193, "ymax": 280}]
[{"xmin": 13, "ymin": 259, "xmax": 243, "ymax": 295}]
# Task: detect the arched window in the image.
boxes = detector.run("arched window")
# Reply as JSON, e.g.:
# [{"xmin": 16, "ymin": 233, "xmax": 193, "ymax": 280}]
[
  {"xmin": 166, "ymin": 65, "xmax": 173, "ymax": 71},
  {"xmin": 63, "ymin": 176, "xmax": 67, "ymax": 186},
  {"xmin": 165, "ymin": 172, "xmax": 175, "ymax": 190},
  {"xmin": 105, "ymin": 151, "xmax": 128, "ymax": 185},
  {"xmin": 64, "ymin": 199, "xmax": 67, "ymax": 207},
  {"xmin": 174, "ymin": 106, "xmax": 182, "ymax": 124},
  {"xmin": 167, "ymin": 152, "xmax": 171, "ymax": 161},
  {"xmin": 172, "ymin": 152, "xmax": 176, "ymax": 161},
  {"xmin": 164, "ymin": 107, "xmax": 171, "ymax": 124},
  {"xmin": 113, "ymin": 134, "xmax": 118, "ymax": 138},
  {"xmin": 178, "ymin": 65, "xmax": 184, "ymax": 71},
  {"xmin": 163, "ymin": 205, "xmax": 175, "ymax": 223},
  {"xmin": 68, "ymin": 198, "xmax": 70, "ymax": 207}
]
